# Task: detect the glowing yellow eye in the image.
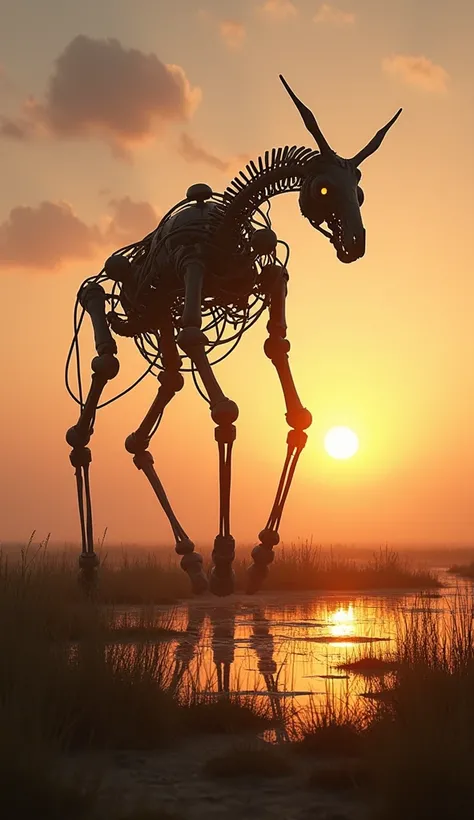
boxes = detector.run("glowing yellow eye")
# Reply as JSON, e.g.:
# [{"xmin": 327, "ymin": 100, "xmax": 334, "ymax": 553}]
[{"xmin": 320, "ymin": 187, "xmax": 328, "ymax": 196}]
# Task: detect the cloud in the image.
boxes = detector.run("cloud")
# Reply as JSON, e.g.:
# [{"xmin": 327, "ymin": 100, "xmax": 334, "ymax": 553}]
[
  {"xmin": 103, "ymin": 197, "xmax": 159, "ymax": 246},
  {"xmin": 177, "ymin": 133, "xmax": 248, "ymax": 175},
  {"xmin": 219, "ymin": 20, "xmax": 246, "ymax": 50},
  {"xmin": 260, "ymin": 0, "xmax": 298, "ymax": 20},
  {"xmin": 0, "ymin": 35, "xmax": 201, "ymax": 157},
  {"xmin": 178, "ymin": 133, "xmax": 228, "ymax": 171},
  {"xmin": 198, "ymin": 10, "xmax": 246, "ymax": 51},
  {"xmin": 382, "ymin": 54, "xmax": 449, "ymax": 93},
  {"xmin": 313, "ymin": 4, "xmax": 355, "ymax": 25},
  {"xmin": 0, "ymin": 197, "xmax": 159, "ymax": 270}
]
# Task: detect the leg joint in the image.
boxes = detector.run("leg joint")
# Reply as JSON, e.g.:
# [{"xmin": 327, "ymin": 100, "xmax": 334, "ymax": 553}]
[
  {"xmin": 287, "ymin": 428, "xmax": 309, "ymax": 449},
  {"xmin": 212, "ymin": 535, "xmax": 236, "ymax": 566},
  {"xmin": 264, "ymin": 336, "xmax": 290, "ymax": 361},
  {"xmin": 175, "ymin": 538, "xmax": 196, "ymax": 556},
  {"xmin": 66, "ymin": 426, "xmax": 91, "ymax": 448},
  {"xmin": 180, "ymin": 552, "xmax": 204, "ymax": 572},
  {"xmin": 211, "ymin": 398, "xmax": 239, "ymax": 426},
  {"xmin": 215, "ymin": 424, "xmax": 236, "ymax": 444},
  {"xmin": 158, "ymin": 369, "xmax": 184, "ymax": 393},
  {"xmin": 125, "ymin": 432, "xmax": 150, "ymax": 454},
  {"xmin": 258, "ymin": 529, "xmax": 280, "ymax": 547},
  {"xmin": 285, "ymin": 408, "xmax": 312, "ymax": 432},
  {"xmin": 69, "ymin": 446, "xmax": 92, "ymax": 467},
  {"xmin": 177, "ymin": 326, "xmax": 208, "ymax": 353},
  {"xmin": 132, "ymin": 450, "xmax": 154, "ymax": 469},
  {"xmin": 251, "ymin": 544, "xmax": 275, "ymax": 566},
  {"xmin": 92, "ymin": 354, "xmax": 120, "ymax": 380},
  {"xmin": 78, "ymin": 552, "xmax": 100, "ymax": 570}
]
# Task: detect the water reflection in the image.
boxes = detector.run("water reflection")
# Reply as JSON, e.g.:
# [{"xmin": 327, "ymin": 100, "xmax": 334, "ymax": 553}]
[
  {"xmin": 163, "ymin": 594, "xmax": 395, "ymax": 710},
  {"xmin": 328, "ymin": 604, "xmax": 356, "ymax": 639},
  {"xmin": 111, "ymin": 571, "xmax": 470, "ymax": 724},
  {"xmin": 170, "ymin": 604, "xmax": 286, "ymax": 700},
  {"xmin": 170, "ymin": 606, "xmax": 206, "ymax": 694},
  {"xmin": 211, "ymin": 606, "xmax": 236, "ymax": 694}
]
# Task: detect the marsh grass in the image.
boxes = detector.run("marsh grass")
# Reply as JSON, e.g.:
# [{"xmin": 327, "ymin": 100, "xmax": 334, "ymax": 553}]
[
  {"xmin": 98, "ymin": 552, "xmax": 190, "ymax": 604},
  {"xmin": 295, "ymin": 593, "xmax": 474, "ymax": 818},
  {"xmin": 292, "ymin": 719, "xmax": 364, "ymax": 759},
  {"xmin": 4, "ymin": 537, "xmax": 440, "ymax": 606},
  {"xmin": 0, "ymin": 535, "xmax": 460, "ymax": 818},
  {"xmin": 448, "ymin": 560, "xmax": 474, "ymax": 579},
  {"xmin": 363, "ymin": 593, "xmax": 474, "ymax": 819},
  {"xmin": 0, "ymin": 547, "xmax": 274, "ymax": 818},
  {"xmin": 184, "ymin": 695, "xmax": 273, "ymax": 734},
  {"xmin": 248, "ymin": 544, "xmax": 440, "ymax": 592}
]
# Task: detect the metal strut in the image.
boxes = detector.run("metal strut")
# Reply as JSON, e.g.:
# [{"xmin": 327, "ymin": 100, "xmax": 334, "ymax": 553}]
[
  {"xmin": 264, "ymin": 427, "xmax": 308, "ymax": 534},
  {"xmin": 177, "ymin": 254, "xmax": 239, "ymax": 598},
  {"xmin": 66, "ymin": 283, "xmax": 120, "ymax": 590},
  {"xmin": 217, "ymin": 434, "xmax": 234, "ymax": 539},
  {"xmin": 125, "ymin": 310, "xmax": 208, "ymax": 595},
  {"xmin": 247, "ymin": 265, "xmax": 312, "ymax": 594}
]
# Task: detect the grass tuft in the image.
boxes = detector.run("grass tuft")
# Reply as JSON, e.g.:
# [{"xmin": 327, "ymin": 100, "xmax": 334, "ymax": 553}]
[
  {"xmin": 203, "ymin": 743, "xmax": 293, "ymax": 778},
  {"xmin": 448, "ymin": 560, "xmax": 474, "ymax": 579},
  {"xmin": 185, "ymin": 696, "xmax": 273, "ymax": 734},
  {"xmin": 293, "ymin": 722, "xmax": 363, "ymax": 758},
  {"xmin": 235, "ymin": 545, "xmax": 440, "ymax": 593}
]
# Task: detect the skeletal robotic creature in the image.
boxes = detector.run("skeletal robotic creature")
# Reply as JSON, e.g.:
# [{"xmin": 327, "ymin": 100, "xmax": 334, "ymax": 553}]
[{"xmin": 66, "ymin": 76, "xmax": 402, "ymax": 597}]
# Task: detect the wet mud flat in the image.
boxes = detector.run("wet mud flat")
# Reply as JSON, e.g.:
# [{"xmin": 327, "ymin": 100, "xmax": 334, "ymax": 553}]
[{"xmin": 74, "ymin": 733, "xmax": 368, "ymax": 820}]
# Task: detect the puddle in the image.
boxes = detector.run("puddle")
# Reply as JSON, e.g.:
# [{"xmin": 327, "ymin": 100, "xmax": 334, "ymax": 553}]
[{"xmin": 106, "ymin": 570, "xmax": 470, "ymax": 718}]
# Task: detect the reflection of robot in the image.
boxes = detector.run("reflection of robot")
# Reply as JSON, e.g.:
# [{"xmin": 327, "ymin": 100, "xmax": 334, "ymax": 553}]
[
  {"xmin": 210, "ymin": 606, "xmax": 236, "ymax": 695},
  {"xmin": 169, "ymin": 605, "xmax": 207, "ymax": 694},
  {"xmin": 171, "ymin": 603, "xmax": 287, "ymax": 737},
  {"xmin": 249, "ymin": 608, "xmax": 285, "ymax": 731}
]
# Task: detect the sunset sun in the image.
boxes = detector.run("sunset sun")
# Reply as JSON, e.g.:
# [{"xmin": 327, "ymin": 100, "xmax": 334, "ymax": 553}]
[{"xmin": 324, "ymin": 427, "xmax": 359, "ymax": 460}]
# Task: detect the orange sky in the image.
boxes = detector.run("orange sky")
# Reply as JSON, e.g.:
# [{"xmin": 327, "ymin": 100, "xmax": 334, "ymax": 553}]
[{"xmin": 1, "ymin": 0, "xmax": 474, "ymax": 550}]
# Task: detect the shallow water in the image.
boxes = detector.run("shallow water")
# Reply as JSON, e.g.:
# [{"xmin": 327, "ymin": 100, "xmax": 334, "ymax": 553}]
[{"xmin": 112, "ymin": 569, "xmax": 473, "ymax": 722}]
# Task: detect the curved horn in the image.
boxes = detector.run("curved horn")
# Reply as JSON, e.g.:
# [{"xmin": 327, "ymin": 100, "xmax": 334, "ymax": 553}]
[
  {"xmin": 350, "ymin": 108, "xmax": 402, "ymax": 166},
  {"xmin": 279, "ymin": 74, "xmax": 333, "ymax": 155}
]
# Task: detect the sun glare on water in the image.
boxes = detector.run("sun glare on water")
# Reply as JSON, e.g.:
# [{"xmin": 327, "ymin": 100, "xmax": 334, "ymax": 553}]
[
  {"xmin": 328, "ymin": 604, "xmax": 356, "ymax": 639},
  {"xmin": 324, "ymin": 426, "xmax": 359, "ymax": 460}
]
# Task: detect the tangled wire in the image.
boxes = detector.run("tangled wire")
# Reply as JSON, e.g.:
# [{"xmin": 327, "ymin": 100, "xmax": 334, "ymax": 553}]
[{"xmin": 65, "ymin": 190, "xmax": 290, "ymax": 413}]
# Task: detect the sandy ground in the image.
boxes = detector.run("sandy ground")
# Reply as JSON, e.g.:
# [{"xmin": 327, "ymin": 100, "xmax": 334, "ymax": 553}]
[{"xmin": 77, "ymin": 734, "xmax": 369, "ymax": 820}]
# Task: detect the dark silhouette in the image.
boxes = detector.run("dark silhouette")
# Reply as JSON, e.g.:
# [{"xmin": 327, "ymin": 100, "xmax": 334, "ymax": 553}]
[
  {"xmin": 170, "ymin": 603, "xmax": 287, "ymax": 739},
  {"xmin": 65, "ymin": 76, "xmax": 401, "ymax": 596}
]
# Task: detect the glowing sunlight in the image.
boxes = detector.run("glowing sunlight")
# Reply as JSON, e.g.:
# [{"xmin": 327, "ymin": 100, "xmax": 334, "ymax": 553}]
[
  {"xmin": 324, "ymin": 427, "xmax": 360, "ymax": 460},
  {"xmin": 328, "ymin": 604, "xmax": 356, "ymax": 639}
]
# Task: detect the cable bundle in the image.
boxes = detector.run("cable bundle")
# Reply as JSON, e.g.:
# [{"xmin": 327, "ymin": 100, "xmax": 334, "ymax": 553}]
[{"xmin": 64, "ymin": 162, "xmax": 295, "ymax": 411}]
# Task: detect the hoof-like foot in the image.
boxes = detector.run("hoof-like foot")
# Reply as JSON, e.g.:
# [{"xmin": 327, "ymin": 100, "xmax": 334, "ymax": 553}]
[
  {"xmin": 246, "ymin": 563, "xmax": 268, "ymax": 595},
  {"xmin": 190, "ymin": 569, "xmax": 209, "ymax": 595},
  {"xmin": 78, "ymin": 552, "xmax": 100, "ymax": 598},
  {"xmin": 246, "ymin": 543, "xmax": 274, "ymax": 594},
  {"xmin": 180, "ymin": 552, "xmax": 208, "ymax": 595},
  {"xmin": 78, "ymin": 569, "xmax": 98, "ymax": 598},
  {"xmin": 209, "ymin": 566, "xmax": 235, "ymax": 597}
]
